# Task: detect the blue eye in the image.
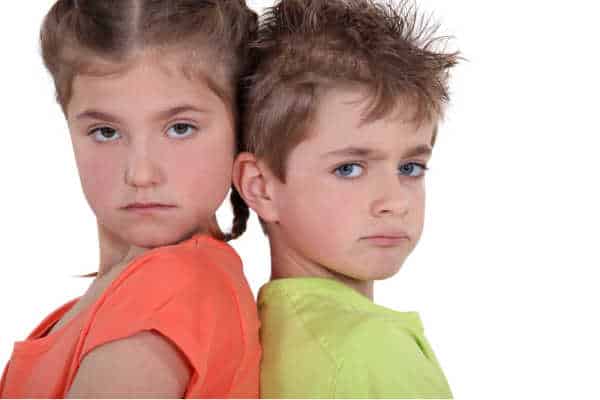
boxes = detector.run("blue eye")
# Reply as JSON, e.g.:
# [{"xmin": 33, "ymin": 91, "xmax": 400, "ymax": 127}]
[
  {"xmin": 334, "ymin": 163, "xmax": 364, "ymax": 178},
  {"xmin": 398, "ymin": 162, "xmax": 428, "ymax": 177},
  {"xmin": 90, "ymin": 126, "xmax": 121, "ymax": 142},
  {"xmin": 167, "ymin": 123, "xmax": 196, "ymax": 138}
]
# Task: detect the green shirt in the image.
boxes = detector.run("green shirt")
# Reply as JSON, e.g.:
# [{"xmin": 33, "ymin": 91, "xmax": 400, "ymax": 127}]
[{"xmin": 258, "ymin": 278, "xmax": 452, "ymax": 398}]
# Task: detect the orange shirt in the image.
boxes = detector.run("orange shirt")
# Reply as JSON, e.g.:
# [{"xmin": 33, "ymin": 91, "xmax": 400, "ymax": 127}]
[{"xmin": 0, "ymin": 235, "xmax": 260, "ymax": 398}]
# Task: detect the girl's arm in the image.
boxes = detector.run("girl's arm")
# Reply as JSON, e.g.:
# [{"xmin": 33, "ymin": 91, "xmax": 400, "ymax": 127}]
[{"xmin": 67, "ymin": 331, "xmax": 191, "ymax": 398}]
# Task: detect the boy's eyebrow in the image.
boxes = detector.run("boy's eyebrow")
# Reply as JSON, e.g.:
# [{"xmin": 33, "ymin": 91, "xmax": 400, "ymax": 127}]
[
  {"xmin": 402, "ymin": 144, "xmax": 433, "ymax": 158},
  {"xmin": 322, "ymin": 145, "xmax": 432, "ymax": 159},
  {"xmin": 75, "ymin": 105, "xmax": 208, "ymax": 123},
  {"xmin": 322, "ymin": 147, "xmax": 384, "ymax": 159}
]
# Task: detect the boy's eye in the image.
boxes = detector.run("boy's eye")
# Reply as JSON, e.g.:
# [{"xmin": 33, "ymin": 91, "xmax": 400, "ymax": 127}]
[
  {"xmin": 334, "ymin": 163, "xmax": 364, "ymax": 178},
  {"xmin": 166, "ymin": 123, "xmax": 196, "ymax": 139},
  {"xmin": 398, "ymin": 162, "xmax": 428, "ymax": 177},
  {"xmin": 90, "ymin": 127, "xmax": 121, "ymax": 142}
]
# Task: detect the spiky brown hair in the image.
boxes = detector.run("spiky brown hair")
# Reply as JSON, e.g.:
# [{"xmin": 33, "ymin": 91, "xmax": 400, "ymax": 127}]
[{"xmin": 242, "ymin": 0, "xmax": 459, "ymax": 181}]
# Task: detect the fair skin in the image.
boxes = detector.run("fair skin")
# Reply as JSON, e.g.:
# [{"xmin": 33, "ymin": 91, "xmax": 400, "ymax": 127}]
[
  {"xmin": 50, "ymin": 52, "xmax": 235, "ymax": 397},
  {"xmin": 234, "ymin": 87, "xmax": 434, "ymax": 300}
]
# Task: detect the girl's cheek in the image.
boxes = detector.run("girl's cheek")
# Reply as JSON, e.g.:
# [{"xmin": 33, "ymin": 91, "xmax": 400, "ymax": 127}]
[
  {"xmin": 177, "ymin": 143, "xmax": 233, "ymax": 180},
  {"xmin": 77, "ymin": 157, "xmax": 120, "ymax": 207}
]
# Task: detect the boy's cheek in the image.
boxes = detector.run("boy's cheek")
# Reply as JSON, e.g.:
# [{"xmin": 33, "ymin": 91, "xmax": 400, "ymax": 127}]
[
  {"xmin": 285, "ymin": 189, "xmax": 348, "ymax": 223},
  {"xmin": 284, "ymin": 197, "xmax": 357, "ymax": 247}
]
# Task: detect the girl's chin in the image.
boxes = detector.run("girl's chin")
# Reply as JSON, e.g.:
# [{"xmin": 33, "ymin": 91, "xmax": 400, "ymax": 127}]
[{"xmin": 117, "ymin": 226, "xmax": 200, "ymax": 249}]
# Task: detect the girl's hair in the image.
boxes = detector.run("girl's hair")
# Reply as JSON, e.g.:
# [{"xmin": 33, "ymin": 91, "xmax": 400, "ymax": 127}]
[{"xmin": 40, "ymin": 0, "xmax": 257, "ymax": 241}]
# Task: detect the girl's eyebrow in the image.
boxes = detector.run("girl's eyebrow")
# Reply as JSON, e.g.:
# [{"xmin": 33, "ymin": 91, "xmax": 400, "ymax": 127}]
[
  {"xmin": 153, "ymin": 105, "xmax": 210, "ymax": 122},
  {"xmin": 75, "ymin": 105, "xmax": 209, "ymax": 123},
  {"xmin": 76, "ymin": 110, "xmax": 122, "ymax": 124}
]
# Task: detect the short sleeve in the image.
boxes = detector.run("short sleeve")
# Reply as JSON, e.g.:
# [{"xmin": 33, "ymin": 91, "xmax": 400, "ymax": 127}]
[
  {"xmin": 76, "ymin": 246, "xmax": 246, "ymax": 393},
  {"xmin": 334, "ymin": 318, "xmax": 452, "ymax": 398}
]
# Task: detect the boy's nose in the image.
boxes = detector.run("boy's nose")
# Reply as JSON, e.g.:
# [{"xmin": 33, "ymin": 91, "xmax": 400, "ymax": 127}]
[
  {"xmin": 370, "ymin": 182, "xmax": 409, "ymax": 218},
  {"xmin": 124, "ymin": 149, "xmax": 163, "ymax": 188}
]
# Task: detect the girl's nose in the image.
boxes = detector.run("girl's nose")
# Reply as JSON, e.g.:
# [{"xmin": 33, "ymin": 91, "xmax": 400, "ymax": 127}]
[{"xmin": 124, "ymin": 149, "xmax": 163, "ymax": 188}]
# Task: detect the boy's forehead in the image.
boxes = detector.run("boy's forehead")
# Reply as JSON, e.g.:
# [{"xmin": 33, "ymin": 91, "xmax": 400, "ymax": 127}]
[
  {"xmin": 303, "ymin": 86, "xmax": 437, "ymax": 151},
  {"xmin": 315, "ymin": 86, "xmax": 427, "ymax": 124}
]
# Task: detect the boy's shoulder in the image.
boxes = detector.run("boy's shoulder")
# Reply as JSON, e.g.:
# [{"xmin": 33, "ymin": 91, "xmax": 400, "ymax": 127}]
[
  {"xmin": 258, "ymin": 277, "xmax": 422, "ymax": 352},
  {"xmin": 258, "ymin": 277, "xmax": 452, "ymax": 397}
]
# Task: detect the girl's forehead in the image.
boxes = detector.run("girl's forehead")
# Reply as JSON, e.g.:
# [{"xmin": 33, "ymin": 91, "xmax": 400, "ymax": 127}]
[
  {"xmin": 68, "ymin": 50, "xmax": 230, "ymax": 114},
  {"xmin": 74, "ymin": 46, "xmax": 224, "ymax": 81}
]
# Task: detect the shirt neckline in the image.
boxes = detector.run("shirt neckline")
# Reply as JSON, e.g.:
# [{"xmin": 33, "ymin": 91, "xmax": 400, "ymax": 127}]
[
  {"xmin": 13, "ymin": 233, "xmax": 226, "ymax": 349},
  {"xmin": 259, "ymin": 277, "xmax": 423, "ymax": 328}
]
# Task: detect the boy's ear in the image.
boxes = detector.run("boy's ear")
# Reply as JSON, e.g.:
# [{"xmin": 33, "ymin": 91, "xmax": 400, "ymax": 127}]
[{"xmin": 233, "ymin": 152, "xmax": 279, "ymax": 223}]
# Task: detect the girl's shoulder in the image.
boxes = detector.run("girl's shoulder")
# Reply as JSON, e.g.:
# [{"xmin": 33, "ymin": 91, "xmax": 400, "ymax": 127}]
[
  {"xmin": 123, "ymin": 233, "xmax": 243, "ymax": 287},
  {"xmin": 78, "ymin": 233, "xmax": 258, "ymax": 380},
  {"xmin": 96, "ymin": 234, "xmax": 249, "ymax": 322},
  {"xmin": 75, "ymin": 233, "xmax": 259, "ymax": 396}
]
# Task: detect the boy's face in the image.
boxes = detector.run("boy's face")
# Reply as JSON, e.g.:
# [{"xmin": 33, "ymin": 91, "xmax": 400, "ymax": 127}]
[
  {"xmin": 267, "ymin": 87, "xmax": 434, "ymax": 288},
  {"xmin": 66, "ymin": 55, "xmax": 234, "ymax": 248}
]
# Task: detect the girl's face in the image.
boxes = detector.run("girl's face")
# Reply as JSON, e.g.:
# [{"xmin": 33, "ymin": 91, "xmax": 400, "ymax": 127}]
[{"xmin": 66, "ymin": 56, "xmax": 235, "ymax": 248}]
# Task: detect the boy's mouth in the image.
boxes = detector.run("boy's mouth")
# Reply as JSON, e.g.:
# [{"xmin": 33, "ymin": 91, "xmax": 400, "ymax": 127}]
[{"xmin": 361, "ymin": 232, "xmax": 410, "ymax": 247}]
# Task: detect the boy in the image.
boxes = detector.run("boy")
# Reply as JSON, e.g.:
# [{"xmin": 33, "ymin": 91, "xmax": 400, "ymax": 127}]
[{"xmin": 234, "ymin": 0, "xmax": 458, "ymax": 397}]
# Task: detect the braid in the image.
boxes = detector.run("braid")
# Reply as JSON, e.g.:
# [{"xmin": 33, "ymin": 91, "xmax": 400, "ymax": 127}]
[{"xmin": 223, "ymin": 186, "xmax": 250, "ymax": 241}]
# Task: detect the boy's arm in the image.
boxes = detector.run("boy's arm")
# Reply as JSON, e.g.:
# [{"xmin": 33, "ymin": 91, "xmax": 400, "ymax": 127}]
[
  {"xmin": 334, "ymin": 321, "xmax": 452, "ymax": 399},
  {"xmin": 67, "ymin": 330, "xmax": 191, "ymax": 398}
]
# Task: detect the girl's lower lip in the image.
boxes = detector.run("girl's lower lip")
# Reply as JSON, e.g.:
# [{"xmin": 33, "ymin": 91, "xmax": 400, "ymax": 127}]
[
  {"xmin": 124, "ymin": 205, "xmax": 176, "ymax": 214},
  {"xmin": 362, "ymin": 236, "xmax": 409, "ymax": 247}
]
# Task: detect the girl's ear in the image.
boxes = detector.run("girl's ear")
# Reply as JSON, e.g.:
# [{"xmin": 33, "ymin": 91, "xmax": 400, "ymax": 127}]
[{"xmin": 232, "ymin": 152, "xmax": 279, "ymax": 223}]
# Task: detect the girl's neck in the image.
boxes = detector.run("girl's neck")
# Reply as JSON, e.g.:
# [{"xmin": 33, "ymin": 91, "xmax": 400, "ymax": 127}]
[
  {"xmin": 95, "ymin": 217, "xmax": 217, "ymax": 277},
  {"xmin": 97, "ymin": 223, "xmax": 147, "ymax": 278}
]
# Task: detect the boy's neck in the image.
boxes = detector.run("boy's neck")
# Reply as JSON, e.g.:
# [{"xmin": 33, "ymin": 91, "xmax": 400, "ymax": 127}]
[{"xmin": 268, "ymin": 239, "xmax": 374, "ymax": 300}]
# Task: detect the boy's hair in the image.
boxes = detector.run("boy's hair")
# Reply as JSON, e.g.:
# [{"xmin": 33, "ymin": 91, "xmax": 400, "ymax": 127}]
[
  {"xmin": 242, "ymin": 0, "xmax": 460, "ymax": 181},
  {"xmin": 40, "ymin": 0, "xmax": 258, "ymax": 241}
]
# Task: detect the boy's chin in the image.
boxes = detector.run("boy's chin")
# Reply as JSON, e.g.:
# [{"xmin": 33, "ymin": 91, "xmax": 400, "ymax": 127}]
[{"xmin": 341, "ymin": 262, "xmax": 404, "ymax": 282}]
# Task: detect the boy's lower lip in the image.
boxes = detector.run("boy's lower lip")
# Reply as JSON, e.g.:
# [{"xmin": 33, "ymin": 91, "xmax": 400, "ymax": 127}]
[{"xmin": 361, "ymin": 236, "xmax": 409, "ymax": 247}]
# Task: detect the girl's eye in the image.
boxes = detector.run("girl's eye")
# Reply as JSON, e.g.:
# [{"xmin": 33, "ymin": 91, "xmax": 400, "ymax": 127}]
[
  {"xmin": 398, "ymin": 162, "xmax": 428, "ymax": 177},
  {"xmin": 334, "ymin": 163, "xmax": 364, "ymax": 178},
  {"xmin": 90, "ymin": 127, "xmax": 121, "ymax": 142},
  {"xmin": 166, "ymin": 123, "xmax": 196, "ymax": 138}
]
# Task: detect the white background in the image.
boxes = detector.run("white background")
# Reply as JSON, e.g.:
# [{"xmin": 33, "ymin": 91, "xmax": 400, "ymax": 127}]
[{"xmin": 1, "ymin": 1, "xmax": 599, "ymax": 398}]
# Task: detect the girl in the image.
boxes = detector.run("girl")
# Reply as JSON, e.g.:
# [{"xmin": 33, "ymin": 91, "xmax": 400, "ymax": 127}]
[{"xmin": 0, "ymin": 0, "xmax": 259, "ymax": 398}]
